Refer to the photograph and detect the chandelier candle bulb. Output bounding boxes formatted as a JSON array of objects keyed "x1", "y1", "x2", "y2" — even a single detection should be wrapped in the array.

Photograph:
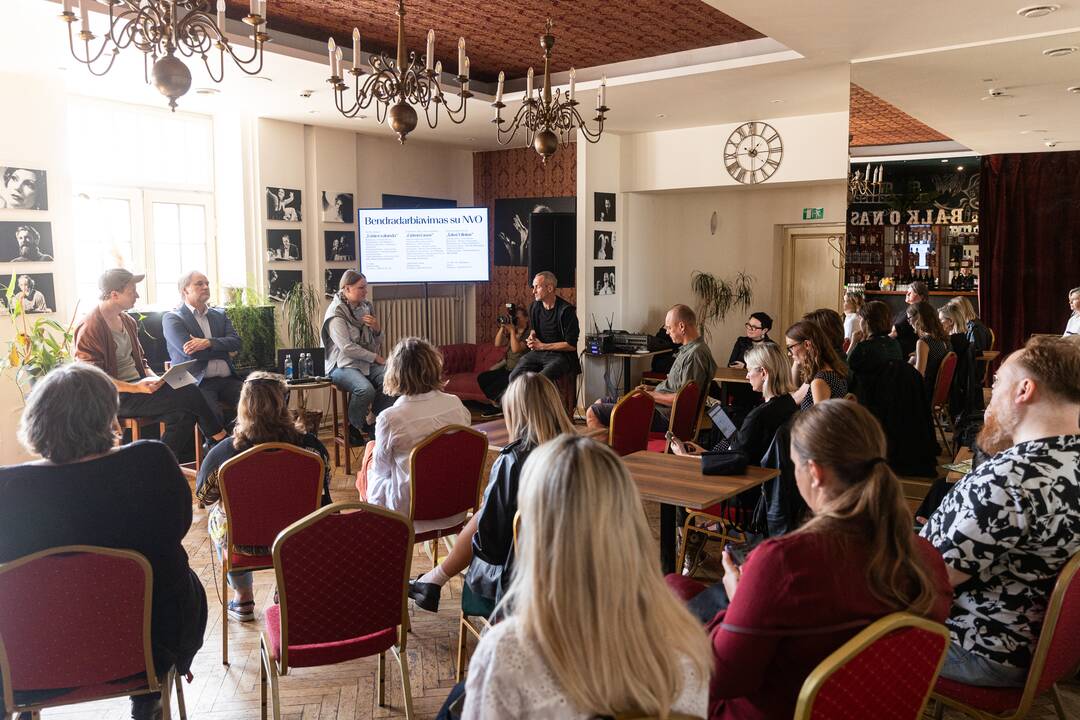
[
  {"x1": 435, "y1": 60, "x2": 442, "y2": 75},
  {"x1": 600, "y1": 75, "x2": 606, "y2": 107},
  {"x1": 527, "y1": 66, "x2": 534, "y2": 97},
  {"x1": 352, "y1": 28, "x2": 360, "y2": 70},
  {"x1": 79, "y1": 0, "x2": 89, "y2": 33},
  {"x1": 426, "y1": 30, "x2": 434, "y2": 71},
  {"x1": 569, "y1": 67, "x2": 575, "y2": 101},
  {"x1": 457, "y1": 37, "x2": 465, "y2": 75},
  {"x1": 259, "y1": 0, "x2": 266, "y2": 19},
  {"x1": 335, "y1": 47, "x2": 343, "y2": 78},
  {"x1": 496, "y1": 71, "x2": 504, "y2": 103},
  {"x1": 249, "y1": 0, "x2": 257, "y2": 16},
  {"x1": 327, "y1": 37, "x2": 336, "y2": 75},
  {"x1": 217, "y1": 0, "x2": 225, "y2": 31},
  {"x1": 63, "y1": 0, "x2": 71, "y2": 14}
]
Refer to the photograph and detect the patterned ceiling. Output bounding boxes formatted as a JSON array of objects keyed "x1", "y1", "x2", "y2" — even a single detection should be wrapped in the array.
[
  {"x1": 240, "y1": 0, "x2": 763, "y2": 82},
  {"x1": 849, "y1": 84, "x2": 951, "y2": 147}
]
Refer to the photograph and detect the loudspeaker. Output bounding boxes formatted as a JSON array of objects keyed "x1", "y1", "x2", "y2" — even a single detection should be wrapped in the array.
[{"x1": 528, "y1": 212, "x2": 576, "y2": 288}]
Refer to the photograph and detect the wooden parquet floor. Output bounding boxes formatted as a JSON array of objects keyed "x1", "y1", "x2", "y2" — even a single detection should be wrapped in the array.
[{"x1": 40, "y1": 453, "x2": 1080, "y2": 719}]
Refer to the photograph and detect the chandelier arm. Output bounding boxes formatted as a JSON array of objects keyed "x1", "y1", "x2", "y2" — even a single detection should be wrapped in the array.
[
  {"x1": 494, "y1": 104, "x2": 532, "y2": 146},
  {"x1": 65, "y1": 21, "x2": 118, "y2": 68}
]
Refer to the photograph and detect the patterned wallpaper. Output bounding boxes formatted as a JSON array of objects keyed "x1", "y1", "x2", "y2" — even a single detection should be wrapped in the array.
[
  {"x1": 233, "y1": 0, "x2": 762, "y2": 82},
  {"x1": 849, "y1": 84, "x2": 951, "y2": 147},
  {"x1": 472, "y1": 143, "x2": 576, "y2": 342}
]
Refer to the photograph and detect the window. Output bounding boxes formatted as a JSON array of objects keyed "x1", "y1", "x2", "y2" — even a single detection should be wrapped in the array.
[{"x1": 68, "y1": 98, "x2": 216, "y2": 309}]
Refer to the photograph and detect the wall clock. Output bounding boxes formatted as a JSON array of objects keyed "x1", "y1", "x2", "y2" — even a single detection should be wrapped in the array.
[{"x1": 724, "y1": 121, "x2": 783, "y2": 185}]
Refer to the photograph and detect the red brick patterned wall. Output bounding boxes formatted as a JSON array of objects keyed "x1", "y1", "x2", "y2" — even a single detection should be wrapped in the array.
[{"x1": 473, "y1": 144, "x2": 576, "y2": 342}]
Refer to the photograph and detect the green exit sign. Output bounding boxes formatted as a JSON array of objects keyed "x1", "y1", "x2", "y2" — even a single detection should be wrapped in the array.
[{"x1": 803, "y1": 207, "x2": 825, "y2": 220}]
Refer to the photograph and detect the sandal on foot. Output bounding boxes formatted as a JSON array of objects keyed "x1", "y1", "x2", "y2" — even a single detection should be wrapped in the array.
[{"x1": 228, "y1": 600, "x2": 255, "y2": 622}]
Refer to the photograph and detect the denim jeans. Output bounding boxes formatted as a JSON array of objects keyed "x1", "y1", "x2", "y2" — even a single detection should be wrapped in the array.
[
  {"x1": 939, "y1": 641, "x2": 1027, "y2": 687},
  {"x1": 212, "y1": 541, "x2": 253, "y2": 591},
  {"x1": 330, "y1": 364, "x2": 390, "y2": 430}
]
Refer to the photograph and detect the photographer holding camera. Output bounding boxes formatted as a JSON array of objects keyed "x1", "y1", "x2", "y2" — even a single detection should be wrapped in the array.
[{"x1": 476, "y1": 303, "x2": 530, "y2": 417}]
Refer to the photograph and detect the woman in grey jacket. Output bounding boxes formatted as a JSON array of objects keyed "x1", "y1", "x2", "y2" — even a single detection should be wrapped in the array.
[{"x1": 321, "y1": 270, "x2": 391, "y2": 439}]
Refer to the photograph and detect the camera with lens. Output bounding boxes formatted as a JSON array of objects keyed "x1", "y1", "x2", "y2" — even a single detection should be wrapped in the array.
[{"x1": 496, "y1": 302, "x2": 518, "y2": 326}]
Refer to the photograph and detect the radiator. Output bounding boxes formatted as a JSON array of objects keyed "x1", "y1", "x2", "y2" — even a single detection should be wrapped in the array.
[{"x1": 378, "y1": 296, "x2": 462, "y2": 351}]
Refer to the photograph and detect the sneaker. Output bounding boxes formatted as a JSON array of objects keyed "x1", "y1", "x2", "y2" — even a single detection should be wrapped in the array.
[
  {"x1": 347, "y1": 425, "x2": 365, "y2": 445},
  {"x1": 227, "y1": 600, "x2": 255, "y2": 622}
]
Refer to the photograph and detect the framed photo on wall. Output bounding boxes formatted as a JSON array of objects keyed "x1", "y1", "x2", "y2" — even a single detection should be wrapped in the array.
[
  {"x1": 492, "y1": 195, "x2": 576, "y2": 267},
  {"x1": 266, "y1": 229, "x2": 302, "y2": 261},
  {"x1": 593, "y1": 230, "x2": 614, "y2": 260},
  {"x1": 268, "y1": 269, "x2": 302, "y2": 302},
  {"x1": 0, "y1": 166, "x2": 48, "y2": 211},
  {"x1": 594, "y1": 192, "x2": 615, "y2": 222},
  {"x1": 321, "y1": 191, "x2": 354, "y2": 223},
  {"x1": 266, "y1": 186, "x2": 302, "y2": 221},
  {"x1": 325, "y1": 268, "x2": 347, "y2": 297},
  {"x1": 0, "y1": 221, "x2": 53, "y2": 261},
  {"x1": 6, "y1": 272, "x2": 55, "y2": 313},
  {"x1": 324, "y1": 230, "x2": 356, "y2": 262},
  {"x1": 593, "y1": 266, "x2": 615, "y2": 296}
]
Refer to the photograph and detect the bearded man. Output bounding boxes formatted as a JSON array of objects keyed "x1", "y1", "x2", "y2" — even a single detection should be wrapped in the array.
[{"x1": 921, "y1": 335, "x2": 1080, "y2": 688}]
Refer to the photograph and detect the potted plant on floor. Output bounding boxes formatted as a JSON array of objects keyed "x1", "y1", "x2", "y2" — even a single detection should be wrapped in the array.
[
  {"x1": 224, "y1": 284, "x2": 277, "y2": 373},
  {"x1": 282, "y1": 281, "x2": 324, "y2": 433}
]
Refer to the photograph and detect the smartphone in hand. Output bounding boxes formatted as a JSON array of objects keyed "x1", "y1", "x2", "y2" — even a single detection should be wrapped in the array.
[{"x1": 724, "y1": 542, "x2": 748, "y2": 566}]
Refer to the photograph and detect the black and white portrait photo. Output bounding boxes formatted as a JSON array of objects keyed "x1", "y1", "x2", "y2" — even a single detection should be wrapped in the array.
[
  {"x1": 324, "y1": 230, "x2": 356, "y2": 262},
  {"x1": 321, "y1": 191, "x2": 354, "y2": 223},
  {"x1": 267, "y1": 229, "x2": 302, "y2": 261},
  {"x1": 594, "y1": 192, "x2": 616, "y2": 222},
  {"x1": 268, "y1": 269, "x2": 302, "y2": 302},
  {"x1": 0, "y1": 167, "x2": 48, "y2": 211},
  {"x1": 493, "y1": 196, "x2": 575, "y2": 267},
  {"x1": 7, "y1": 273, "x2": 55, "y2": 314},
  {"x1": 594, "y1": 230, "x2": 614, "y2": 260},
  {"x1": 266, "y1": 186, "x2": 302, "y2": 221},
  {"x1": 0, "y1": 221, "x2": 53, "y2": 262},
  {"x1": 593, "y1": 266, "x2": 615, "y2": 296},
  {"x1": 325, "y1": 268, "x2": 347, "y2": 298}
]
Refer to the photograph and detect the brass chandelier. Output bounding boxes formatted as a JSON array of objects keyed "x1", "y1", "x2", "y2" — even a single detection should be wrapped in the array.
[
  {"x1": 327, "y1": 0, "x2": 471, "y2": 144},
  {"x1": 491, "y1": 20, "x2": 609, "y2": 162},
  {"x1": 59, "y1": 0, "x2": 270, "y2": 111}
]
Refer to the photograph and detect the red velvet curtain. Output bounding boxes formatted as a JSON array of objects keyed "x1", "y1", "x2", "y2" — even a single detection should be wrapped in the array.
[{"x1": 979, "y1": 152, "x2": 1080, "y2": 355}]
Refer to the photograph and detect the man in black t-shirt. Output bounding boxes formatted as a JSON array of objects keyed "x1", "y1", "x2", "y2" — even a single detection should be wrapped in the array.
[{"x1": 509, "y1": 271, "x2": 580, "y2": 383}]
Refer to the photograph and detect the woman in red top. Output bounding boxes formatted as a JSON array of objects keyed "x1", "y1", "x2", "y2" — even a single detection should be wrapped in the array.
[{"x1": 669, "y1": 399, "x2": 952, "y2": 720}]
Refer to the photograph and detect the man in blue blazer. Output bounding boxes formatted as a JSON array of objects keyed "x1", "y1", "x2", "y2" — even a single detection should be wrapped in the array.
[{"x1": 163, "y1": 271, "x2": 243, "y2": 426}]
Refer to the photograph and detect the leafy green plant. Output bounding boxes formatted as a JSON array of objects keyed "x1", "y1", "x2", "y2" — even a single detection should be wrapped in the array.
[
  {"x1": 224, "y1": 284, "x2": 277, "y2": 370},
  {"x1": 733, "y1": 271, "x2": 755, "y2": 315},
  {"x1": 690, "y1": 269, "x2": 755, "y2": 340},
  {"x1": 282, "y1": 281, "x2": 320, "y2": 348},
  {"x1": 1, "y1": 275, "x2": 77, "y2": 398}
]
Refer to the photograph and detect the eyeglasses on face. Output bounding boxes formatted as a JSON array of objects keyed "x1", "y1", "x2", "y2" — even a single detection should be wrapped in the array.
[
  {"x1": 785, "y1": 342, "x2": 800, "y2": 356},
  {"x1": 745, "y1": 323, "x2": 764, "y2": 331}
]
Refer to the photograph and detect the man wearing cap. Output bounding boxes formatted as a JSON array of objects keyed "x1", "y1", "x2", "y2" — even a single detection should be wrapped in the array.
[{"x1": 74, "y1": 268, "x2": 228, "y2": 462}]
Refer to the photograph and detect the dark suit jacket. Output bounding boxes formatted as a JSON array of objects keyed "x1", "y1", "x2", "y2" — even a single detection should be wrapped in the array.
[{"x1": 162, "y1": 305, "x2": 241, "y2": 383}]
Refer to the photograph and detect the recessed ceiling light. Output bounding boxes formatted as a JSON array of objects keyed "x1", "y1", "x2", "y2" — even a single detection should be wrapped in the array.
[
  {"x1": 1043, "y1": 46, "x2": 1078, "y2": 57},
  {"x1": 981, "y1": 77, "x2": 996, "y2": 83},
  {"x1": 941, "y1": 158, "x2": 950, "y2": 163},
  {"x1": 957, "y1": 166, "x2": 965, "y2": 171},
  {"x1": 307, "y1": 109, "x2": 318, "y2": 114},
  {"x1": 1018, "y1": 113, "x2": 1030, "y2": 117},
  {"x1": 656, "y1": 113, "x2": 667, "y2": 119},
  {"x1": 769, "y1": 99, "x2": 784, "y2": 104},
  {"x1": 1019, "y1": 129, "x2": 1048, "y2": 134},
  {"x1": 464, "y1": 137, "x2": 475, "y2": 141},
  {"x1": 1017, "y1": 3, "x2": 1060, "y2": 17},
  {"x1": 1068, "y1": 86, "x2": 1080, "y2": 94},
  {"x1": 195, "y1": 87, "x2": 220, "y2": 95}
]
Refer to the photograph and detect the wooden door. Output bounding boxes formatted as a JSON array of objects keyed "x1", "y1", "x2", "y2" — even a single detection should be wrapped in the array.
[{"x1": 782, "y1": 228, "x2": 845, "y2": 332}]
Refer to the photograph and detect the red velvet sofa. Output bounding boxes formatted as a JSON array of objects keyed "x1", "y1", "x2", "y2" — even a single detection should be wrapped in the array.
[{"x1": 439, "y1": 343, "x2": 507, "y2": 404}]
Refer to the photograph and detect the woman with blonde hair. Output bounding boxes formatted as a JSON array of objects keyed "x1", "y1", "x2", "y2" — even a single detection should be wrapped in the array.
[
  {"x1": 409, "y1": 372, "x2": 574, "y2": 612},
  {"x1": 463, "y1": 436, "x2": 711, "y2": 719},
  {"x1": 842, "y1": 290, "x2": 865, "y2": 340},
  {"x1": 359, "y1": 336, "x2": 471, "y2": 527},
  {"x1": 197, "y1": 371, "x2": 331, "y2": 622},
  {"x1": 669, "y1": 400, "x2": 951, "y2": 719}
]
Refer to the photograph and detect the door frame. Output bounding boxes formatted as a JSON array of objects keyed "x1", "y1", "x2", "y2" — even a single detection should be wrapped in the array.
[{"x1": 780, "y1": 223, "x2": 846, "y2": 333}]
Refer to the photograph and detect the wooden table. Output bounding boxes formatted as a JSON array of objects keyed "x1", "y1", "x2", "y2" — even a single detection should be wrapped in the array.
[
  {"x1": 945, "y1": 446, "x2": 974, "y2": 484},
  {"x1": 978, "y1": 350, "x2": 1000, "y2": 363},
  {"x1": 473, "y1": 418, "x2": 607, "y2": 451},
  {"x1": 714, "y1": 366, "x2": 752, "y2": 384},
  {"x1": 622, "y1": 451, "x2": 779, "y2": 573}
]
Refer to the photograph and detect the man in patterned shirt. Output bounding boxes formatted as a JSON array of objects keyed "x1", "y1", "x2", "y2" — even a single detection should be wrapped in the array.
[{"x1": 922, "y1": 335, "x2": 1080, "y2": 686}]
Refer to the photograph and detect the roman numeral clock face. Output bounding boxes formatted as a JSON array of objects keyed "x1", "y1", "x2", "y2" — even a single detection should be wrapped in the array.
[{"x1": 724, "y1": 121, "x2": 783, "y2": 185}]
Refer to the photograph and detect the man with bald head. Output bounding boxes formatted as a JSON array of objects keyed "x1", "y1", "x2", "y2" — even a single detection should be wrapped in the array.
[
  {"x1": 586, "y1": 304, "x2": 716, "y2": 432},
  {"x1": 163, "y1": 271, "x2": 243, "y2": 426},
  {"x1": 922, "y1": 335, "x2": 1080, "y2": 687}
]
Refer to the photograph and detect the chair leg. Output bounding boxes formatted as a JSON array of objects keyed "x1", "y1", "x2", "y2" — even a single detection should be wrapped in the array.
[
  {"x1": 392, "y1": 644, "x2": 415, "y2": 720},
  {"x1": 175, "y1": 669, "x2": 187, "y2": 720},
  {"x1": 675, "y1": 517, "x2": 693, "y2": 575},
  {"x1": 1052, "y1": 684, "x2": 1067, "y2": 720},
  {"x1": 377, "y1": 651, "x2": 386, "y2": 707},
  {"x1": 260, "y1": 635, "x2": 281, "y2": 720},
  {"x1": 259, "y1": 636, "x2": 269, "y2": 720},
  {"x1": 160, "y1": 671, "x2": 173, "y2": 720},
  {"x1": 455, "y1": 613, "x2": 468, "y2": 682},
  {"x1": 932, "y1": 697, "x2": 944, "y2": 720},
  {"x1": 221, "y1": 561, "x2": 230, "y2": 665}
]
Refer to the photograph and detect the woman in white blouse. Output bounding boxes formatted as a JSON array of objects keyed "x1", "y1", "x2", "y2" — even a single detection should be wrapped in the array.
[
  {"x1": 462, "y1": 435, "x2": 711, "y2": 719},
  {"x1": 358, "y1": 336, "x2": 471, "y2": 534}
]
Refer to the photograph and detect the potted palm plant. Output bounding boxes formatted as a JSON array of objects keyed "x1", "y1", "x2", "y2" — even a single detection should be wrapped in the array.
[{"x1": 281, "y1": 281, "x2": 324, "y2": 433}]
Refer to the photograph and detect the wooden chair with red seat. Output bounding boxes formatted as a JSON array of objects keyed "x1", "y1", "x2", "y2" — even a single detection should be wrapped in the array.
[
  {"x1": 260, "y1": 501, "x2": 415, "y2": 720},
  {"x1": 646, "y1": 381, "x2": 702, "y2": 453},
  {"x1": 795, "y1": 612, "x2": 950, "y2": 720},
  {"x1": 607, "y1": 389, "x2": 656, "y2": 457},
  {"x1": 0, "y1": 546, "x2": 187, "y2": 719},
  {"x1": 930, "y1": 551, "x2": 1080, "y2": 720},
  {"x1": 218, "y1": 442, "x2": 325, "y2": 665},
  {"x1": 409, "y1": 425, "x2": 488, "y2": 565},
  {"x1": 931, "y1": 351, "x2": 959, "y2": 454}
]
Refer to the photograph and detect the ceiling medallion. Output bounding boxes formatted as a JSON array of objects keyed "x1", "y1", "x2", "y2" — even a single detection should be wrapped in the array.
[
  {"x1": 491, "y1": 19, "x2": 610, "y2": 162},
  {"x1": 327, "y1": 0, "x2": 471, "y2": 143},
  {"x1": 59, "y1": 0, "x2": 271, "y2": 111}
]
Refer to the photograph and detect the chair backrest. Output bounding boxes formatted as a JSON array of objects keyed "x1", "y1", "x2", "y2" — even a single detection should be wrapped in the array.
[
  {"x1": 1027, "y1": 551, "x2": 1080, "y2": 696},
  {"x1": 932, "y1": 351, "x2": 958, "y2": 408},
  {"x1": 608, "y1": 389, "x2": 655, "y2": 456},
  {"x1": 409, "y1": 425, "x2": 488, "y2": 522},
  {"x1": 219, "y1": 442, "x2": 324, "y2": 552},
  {"x1": 667, "y1": 381, "x2": 701, "y2": 442},
  {"x1": 794, "y1": 612, "x2": 949, "y2": 720},
  {"x1": 0, "y1": 546, "x2": 156, "y2": 706},
  {"x1": 273, "y1": 502, "x2": 413, "y2": 672}
]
